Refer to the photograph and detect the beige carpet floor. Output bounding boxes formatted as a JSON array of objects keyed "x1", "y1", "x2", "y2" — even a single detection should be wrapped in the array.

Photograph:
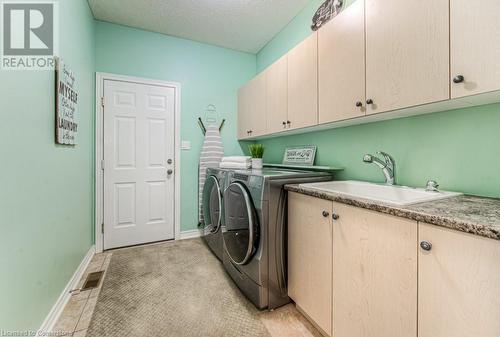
[{"x1": 87, "y1": 239, "x2": 271, "y2": 337}]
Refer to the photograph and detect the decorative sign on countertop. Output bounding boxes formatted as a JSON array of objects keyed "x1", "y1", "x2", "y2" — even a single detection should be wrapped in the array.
[
  {"x1": 282, "y1": 146, "x2": 317, "y2": 166},
  {"x1": 56, "y1": 57, "x2": 78, "y2": 145}
]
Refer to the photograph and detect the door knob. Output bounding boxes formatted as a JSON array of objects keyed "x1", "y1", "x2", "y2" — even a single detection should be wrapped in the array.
[
  {"x1": 167, "y1": 169, "x2": 174, "y2": 175},
  {"x1": 322, "y1": 211, "x2": 330, "y2": 218},
  {"x1": 453, "y1": 75, "x2": 465, "y2": 84},
  {"x1": 366, "y1": 99, "x2": 374, "y2": 105},
  {"x1": 420, "y1": 241, "x2": 432, "y2": 251}
]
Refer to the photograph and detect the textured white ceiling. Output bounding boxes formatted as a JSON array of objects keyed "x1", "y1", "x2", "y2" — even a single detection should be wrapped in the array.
[{"x1": 88, "y1": 0, "x2": 311, "y2": 53}]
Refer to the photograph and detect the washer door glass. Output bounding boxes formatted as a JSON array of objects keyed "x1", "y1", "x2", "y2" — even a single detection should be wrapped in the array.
[
  {"x1": 223, "y1": 182, "x2": 258, "y2": 265},
  {"x1": 202, "y1": 175, "x2": 222, "y2": 235}
]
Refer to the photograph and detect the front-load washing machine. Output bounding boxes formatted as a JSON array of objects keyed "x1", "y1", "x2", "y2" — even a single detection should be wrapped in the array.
[
  {"x1": 221, "y1": 168, "x2": 333, "y2": 310},
  {"x1": 200, "y1": 167, "x2": 227, "y2": 261}
]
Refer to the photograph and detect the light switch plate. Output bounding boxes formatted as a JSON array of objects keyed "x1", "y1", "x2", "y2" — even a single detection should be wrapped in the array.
[{"x1": 181, "y1": 141, "x2": 191, "y2": 150}]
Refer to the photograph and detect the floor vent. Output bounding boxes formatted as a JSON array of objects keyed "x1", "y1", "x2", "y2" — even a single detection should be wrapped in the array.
[{"x1": 81, "y1": 271, "x2": 104, "y2": 291}]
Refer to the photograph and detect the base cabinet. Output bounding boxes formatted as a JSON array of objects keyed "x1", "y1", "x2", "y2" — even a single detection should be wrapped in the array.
[
  {"x1": 418, "y1": 223, "x2": 500, "y2": 337},
  {"x1": 288, "y1": 194, "x2": 500, "y2": 337},
  {"x1": 332, "y1": 202, "x2": 417, "y2": 337},
  {"x1": 288, "y1": 192, "x2": 332, "y2": 336}
]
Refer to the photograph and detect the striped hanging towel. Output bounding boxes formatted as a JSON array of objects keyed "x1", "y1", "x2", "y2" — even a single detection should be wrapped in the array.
[{"x1": 198, "y1": 124, "x2": 224, "y2": 222}]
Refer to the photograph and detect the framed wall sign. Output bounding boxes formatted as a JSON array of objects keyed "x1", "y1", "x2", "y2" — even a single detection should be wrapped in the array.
[
  {"x1": 55, "y1": 57, "x2": 78, "y2": 145},
  {"x1": 282, "y1": 146, "x2": 317, "y2": 166}
]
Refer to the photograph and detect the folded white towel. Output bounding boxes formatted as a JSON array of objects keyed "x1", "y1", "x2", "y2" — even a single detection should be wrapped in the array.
[
  {"x1": 220, "y1": 162, "x2": 252, "y2": 169},
  {"x1": 221, "y1": 156, "x2": 251, "y2": 163}
]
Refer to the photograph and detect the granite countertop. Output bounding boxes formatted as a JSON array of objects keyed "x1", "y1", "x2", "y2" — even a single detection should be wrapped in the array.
[{"x1": 286, "y1": 184, "x2": 500, "y2": 241}]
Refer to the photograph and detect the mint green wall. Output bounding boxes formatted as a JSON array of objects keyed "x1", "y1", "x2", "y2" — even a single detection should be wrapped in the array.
[
  {"x1": 256, "y1": 0, "x2": 500, "y2": 198},
  {"x1": 0, "y1": 0, "x2": 95, "y2": 330},
  {"x1": 95, "y1": 21, "x2": 256, "y2": 232},
  {"x1": 257, "y1": 0, "x2": 355, "y2": 72}
]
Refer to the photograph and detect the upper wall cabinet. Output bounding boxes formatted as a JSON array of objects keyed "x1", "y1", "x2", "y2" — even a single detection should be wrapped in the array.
[
  {"x1": 287, "y1": 33, "x2": 318, "y2": 130},
  {"x1": 238, "y1": 0, "x2": 500, "y2": 139},
  {"x1": 238, "y1": 72, "x2": 266, "y2": 139},
  {"x1": 319, "y1": 0, "x2": 365, "y2": 123},
  {"x1": 451, "y1": 0, "x2": 500, "y2": 98},
  {"x1": 266, "y1": 55, "x2": 288, "y2": 134},
  {"x1": 365, "y1": 0, "x2": 450, "y2": 114}
]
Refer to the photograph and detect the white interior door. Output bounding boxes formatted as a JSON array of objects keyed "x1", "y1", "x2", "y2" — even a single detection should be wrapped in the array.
[{"x1": 103, "y1": 79, "x2": 176, "y2": 250}]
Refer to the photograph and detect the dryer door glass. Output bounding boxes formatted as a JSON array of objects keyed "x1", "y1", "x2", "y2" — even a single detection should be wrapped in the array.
[
  {"x1": 223, "y1": 182, "x2": 258, "y2": 265},
  {"x1": 202, "y1": 175, "x2": 222, "y2": 235}
]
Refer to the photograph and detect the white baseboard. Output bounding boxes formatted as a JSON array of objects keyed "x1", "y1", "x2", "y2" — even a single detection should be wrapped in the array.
[
  {"x1": 38, "y1": 245, "x2": 95, "y2": 333},
  {"x1": 179, "y1": 229, "x2": 202, "y2": 240}
]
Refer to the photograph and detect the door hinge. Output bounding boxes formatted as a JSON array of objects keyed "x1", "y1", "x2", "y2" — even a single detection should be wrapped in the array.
[
  {"x1": 101, "y1": 97, "x2": 105, "y2": 108},
  {"x1": 100, "y1": 160, "x2": 105, "y2": 171},
  {"x1": 101, "y1": 223, "x2": 104, "y2": 234}
]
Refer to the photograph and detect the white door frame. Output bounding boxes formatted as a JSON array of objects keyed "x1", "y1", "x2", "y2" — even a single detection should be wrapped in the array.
[{"x1": 95, "y1": 72, "x2": 182, "y2": 253}]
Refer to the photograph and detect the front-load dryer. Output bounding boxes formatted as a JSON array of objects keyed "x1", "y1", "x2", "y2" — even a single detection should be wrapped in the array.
[
  {"x1": 200, "y1": 167, "x2": 227, "y2": 261},
  {"x1": 222, "y1": 169, "x2": 333, "y2": 310}
]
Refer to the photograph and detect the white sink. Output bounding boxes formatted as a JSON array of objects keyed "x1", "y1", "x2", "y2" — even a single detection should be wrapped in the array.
[{"x1": 299, "y1": 180, "x2": 462, "y2": 206}]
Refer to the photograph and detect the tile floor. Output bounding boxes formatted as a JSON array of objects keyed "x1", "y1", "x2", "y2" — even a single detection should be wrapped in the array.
[
  {"x1": 54, "y1": 245, "x2": 322, "y2": 337},
  {"x1": 53, "y1": 251, "x2": 113, "y2": 336}
]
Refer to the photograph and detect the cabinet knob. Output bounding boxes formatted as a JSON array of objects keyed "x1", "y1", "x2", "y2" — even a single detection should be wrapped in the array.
[
  {"x1": 286, "y1": 120, "x2": 291, "y2": 126},
  {"x1": 453, "y1": 75, "x2": 465, "y2": 84},
  {"x1": 356, "y1": 101, "x2": 363, "y2": 108},
  {"x1": 420, "y1": 241, "x2": 432, "y2": 251},
  {"x1": 366, "y1": 99, "x2": 374, "y2": 105},
  {"x1": 282, "y1": 121, "x2": 287, "y2": 127},
  {"x1": 332, "y1": 213, "x2": 340, "y2": 220},
  {"x1": 322, "y1": 211, "x2": 330, "y2": 218}
]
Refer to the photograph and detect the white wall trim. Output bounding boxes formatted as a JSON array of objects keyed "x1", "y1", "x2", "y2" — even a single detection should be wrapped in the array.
[
  {"x1": 39, "y1": 245, "x2": 95, "y2": 333},
  {"x1": 95, "y1": 72, "x2": 182, "y2": 253},
  {"x1": 179, "y1": 229, "x2": 202, "y2": 240}
]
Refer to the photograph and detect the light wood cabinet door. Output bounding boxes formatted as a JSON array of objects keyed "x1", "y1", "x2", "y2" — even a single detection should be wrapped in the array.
[
  {"x1": 288, "y1": 192, "x2": 332, "y2": 336},
  {"x1": 419, "y1": 224, "x2": 500, "y2": 337},
  {"x1": 451, "y1": 0, "x2": 500, "y2": 98},
  {"x1": 288, "y1": 33, "x2": 318, "y2": 130},
  {"x1": 365, "y1": 0, "x2": 449, "y2": 114},
  {"x1": 238, "y1": 72, "x2": 267, "y2": 139},
  {"x1": 332, "y1": 202, "x2": 417, "y2": 337},
  {"x1": 319, "y1": 0, "x2": 365, "y2": 123},
  {"x1": 237, "y1": 83, "x2": 252, "y2": 139},
  {"x1": 266, "y1": 55, "x2": 288, "y2": 134},
  {"x1": 250, "y1": 72, "x2": 268, "y2": 137}
]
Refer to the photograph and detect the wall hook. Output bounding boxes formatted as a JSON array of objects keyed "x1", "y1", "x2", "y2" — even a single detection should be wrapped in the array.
[
  {"x1": 198, "y1": 117, "x2": 206, "y2": 135},
  {"x1": 219, "y1": 119, "x2": 226, "y2": 132}
]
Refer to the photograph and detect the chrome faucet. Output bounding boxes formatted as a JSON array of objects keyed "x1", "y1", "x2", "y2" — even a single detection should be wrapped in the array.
[{"x1": 363, "y1": 151, "x2": 396, "y2": 185}]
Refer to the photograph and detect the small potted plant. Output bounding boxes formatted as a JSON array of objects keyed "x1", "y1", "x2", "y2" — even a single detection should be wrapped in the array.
[{"x1": 249, "y1": 144, "x2": 265, "y2": 170}]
